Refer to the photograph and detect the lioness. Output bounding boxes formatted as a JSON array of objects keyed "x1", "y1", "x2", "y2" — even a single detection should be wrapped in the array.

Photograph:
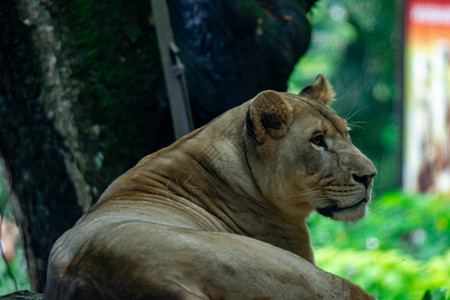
[{"x1": 44, "y1": 75, "x2": 377, "y2": 299}]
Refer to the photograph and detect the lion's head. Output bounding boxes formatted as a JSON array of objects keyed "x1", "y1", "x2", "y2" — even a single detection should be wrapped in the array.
[{"x1": 245, "y1": 74, "x2": 377, "y2": 222}]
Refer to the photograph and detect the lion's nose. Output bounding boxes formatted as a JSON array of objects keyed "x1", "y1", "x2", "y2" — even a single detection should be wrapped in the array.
[{"x1": 352, "y1": 174, "x2": 375, "y2": 189}]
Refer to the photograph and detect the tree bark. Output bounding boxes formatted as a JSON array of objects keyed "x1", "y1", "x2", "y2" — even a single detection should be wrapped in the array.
[
  {"x1": 0, "y1": 0, "x2": 316, "y2": 292},
  {"x1": 0, "y1": 290, "x2": 42, "y2": 300}
]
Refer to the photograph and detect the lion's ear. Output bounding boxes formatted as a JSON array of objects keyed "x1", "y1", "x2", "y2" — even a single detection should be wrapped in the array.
[
  {"x1": 247, "y1": 90, "x2": 293, "y2": 143},
  {"x1": 299, "y1": 74, "x2": 335, "y2": 104}
]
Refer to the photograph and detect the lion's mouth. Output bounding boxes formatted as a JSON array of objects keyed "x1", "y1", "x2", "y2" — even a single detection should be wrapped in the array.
[{"x1": 316, "y1": 198, "x2": 367, "y2": 218}]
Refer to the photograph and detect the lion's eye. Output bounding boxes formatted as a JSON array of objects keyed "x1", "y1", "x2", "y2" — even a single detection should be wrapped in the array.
[{"x1": 310, "y1": 135, "x2": 328, "y2": 150}]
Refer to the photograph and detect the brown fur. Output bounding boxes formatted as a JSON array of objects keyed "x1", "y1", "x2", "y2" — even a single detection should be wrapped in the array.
[
  {"x1": 299, "y1": 74, "x2": 336, "y2": 104},
  {"x1": 44, "y1": 75, "x2": 376, "y2": 299}
]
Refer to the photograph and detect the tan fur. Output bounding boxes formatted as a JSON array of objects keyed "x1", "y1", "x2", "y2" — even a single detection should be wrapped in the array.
[
  {"x1": 44, "y1": 75, "x2": 376, "y2": 300},
  {"x1": 250, "y1": 90, "x2": 293, "y2": 142},
  {"x1": 300, "y1": 74, "x2": 336, "y2": 104}
]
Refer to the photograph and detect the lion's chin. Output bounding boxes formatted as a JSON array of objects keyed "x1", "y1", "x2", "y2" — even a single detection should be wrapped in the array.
[{"x1": 317, "y1": 198, "x2": 368, "y2": 222}]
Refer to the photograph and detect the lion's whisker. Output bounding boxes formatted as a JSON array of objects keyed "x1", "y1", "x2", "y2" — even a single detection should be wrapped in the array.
[
  {"x1": 345, "y1": 102, "x2": 360, "y2": 120},
  {"x1": 346, "y1": 105, "x2": 369, "y2": 122}
]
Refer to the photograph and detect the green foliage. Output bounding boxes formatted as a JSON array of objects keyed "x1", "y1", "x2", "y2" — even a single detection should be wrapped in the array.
[
  {"x1": 288, "y1": 1, "x2": 358, "y2": 92},
  {"x1": 308, "y1": 193, "x2": 450, "y2": 260},
  {"x1": 288, "y1": 0, "x2": 402, "y2": 194},
  {"x1": 309, "y1": 192, "x2": 450, "y2": 299},
  {"x1": 0, "y1": 179, "x2": 29, "y2": 295},
  {"x1": 0, "y1": 248, "x2": 30, "y2": 295},
  {"x1": 422, "y1": 288, "x2": 449, "y2": 300},
  {"x1": 315, "y1": 247, "x2": 449, "y2": 300}
]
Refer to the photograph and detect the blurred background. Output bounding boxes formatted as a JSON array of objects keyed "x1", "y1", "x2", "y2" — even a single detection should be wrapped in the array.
[
  {"x1": 0, "y1": 0, "x2": 449, "y2": 299},
  {"x1": 292, "y1": 1, "x2": 449, "y2": 299}
]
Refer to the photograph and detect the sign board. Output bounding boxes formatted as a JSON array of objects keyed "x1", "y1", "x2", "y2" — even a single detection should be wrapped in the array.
[{"x1": 404, "y1": 0, "x2": 450, "y2": 193}]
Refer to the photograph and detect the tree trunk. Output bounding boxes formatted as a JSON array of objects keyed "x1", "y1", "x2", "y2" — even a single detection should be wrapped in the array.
[{"x1": 0, "y1": 0, "x2": 316, "y2": 292}]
